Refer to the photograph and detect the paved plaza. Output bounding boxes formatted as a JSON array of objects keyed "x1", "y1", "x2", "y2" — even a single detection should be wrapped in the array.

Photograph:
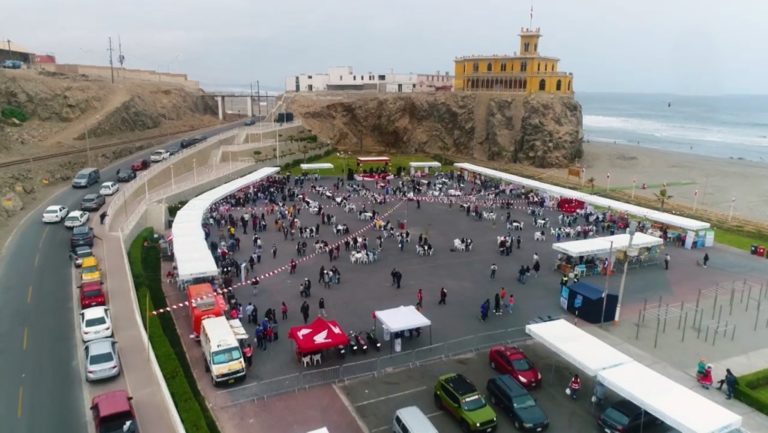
[{"x1": 160, "y1": 175, "x2": 768, "y2": 433}]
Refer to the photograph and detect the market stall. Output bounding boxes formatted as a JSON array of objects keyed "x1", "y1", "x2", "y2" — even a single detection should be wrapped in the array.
[
  {"x1": 408, "y1": 161, "x2": 441, "y2": 177},
  {"x1": 287, "y1": 317, "x2": 348, "y2": 366},
  {"x1": 355, "y1": 156, "x2": 393, "y2": 181},
  {"x1": 552, "y1": 232, "x2": 664, "y2": 275},
  {"x1": 374, "y1": 305, "x2": 432, "y2": 352}
]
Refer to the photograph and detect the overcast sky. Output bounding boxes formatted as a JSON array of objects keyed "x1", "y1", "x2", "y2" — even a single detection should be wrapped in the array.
[{"x1": 4, "y1": 0, "x2": 767, "y2": 94}]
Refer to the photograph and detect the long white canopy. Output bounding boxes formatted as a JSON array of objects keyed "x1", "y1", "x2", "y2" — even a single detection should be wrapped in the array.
[
  {"x1": 173, "y1": 166, "x2": 279, "y2": 281},
  {"x1": 552, "y1": 232, "x2": 664, "y2": 257},
  {"x1": 300, "y1": 163, "x2": 334, "y2": 170},
  {"x1": 525, "y1": 319, "x2": 633, "y2": 377},
  {"x1": 376, "y1": 306, "x2": 431, "y2": 332},
  {"x1": 408, "y1": 161, "x2": 441, "y2": 168},
  {"x1": 598, "y1": 362, "x2": 742, "y2": 433},
  {"x1": 455, "y1": 163, "x2": 710, "y2": 231}
]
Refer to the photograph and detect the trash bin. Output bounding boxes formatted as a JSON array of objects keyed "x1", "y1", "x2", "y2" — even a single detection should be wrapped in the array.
[
  {"x1": 751, "y1": 244, "x2": 758, "y2": 255},
  {"x1": 758, "y1": 246, "x2": 766, "y2": 257},
  {"x1": 394, "y1": 337, "x2": 402, "y2": 353}
]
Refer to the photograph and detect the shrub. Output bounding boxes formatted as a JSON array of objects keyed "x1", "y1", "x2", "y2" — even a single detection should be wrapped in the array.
[
  {"x1": 735, "y1": 368, "x2": 768, "y2": 416},
  {"x1": 1, "y1": 106, "x2": 29, "y2": 122}
]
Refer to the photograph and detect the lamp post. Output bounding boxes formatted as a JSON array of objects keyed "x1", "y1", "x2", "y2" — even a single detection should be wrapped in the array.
[
  {"x1": 601, "y1": 240, "x2": 614, "y2": 327},
  {"x1": 728, "y1": 197, "x2": 736, "y2": 222},
  {"x1": 631, "y1": 178, "x2": 637, "y2": 199},
  {"x1": 614, "y1": 221, "x2": 638, "y2": 322},
  {"x1": 693, "y1": 190, "x2": 698, "y2": 212},
  {"x1": 606, "y1": 172, "x2": 611, "y2": 193}
]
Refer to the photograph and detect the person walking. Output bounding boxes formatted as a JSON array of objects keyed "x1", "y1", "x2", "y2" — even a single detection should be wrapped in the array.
[
  {"x1": 500, "y1": 287, "x2": 507, "y2": 312},
  {"x1": 494, "y1": 293, "x2": 501, "y2": 315},
  {"x1": 395, "y1": 270, "x2": 402, "y2": 289},
  {"x1": 289, "y1": 258, "x2": 297, "y2": 274},
  {"x1": 490, "y1": 263, "x2": 498, "y2": 280},
  {"x1": 480, "y1": 299, "x2": 490, "y2": 321},
  {"x1": 438, "y1": 287, "x2": 447, "y2": 305},
  {"x1": 516, "y1": 235, "x2": 522, "y2": 249},
  {"x1": 417, "y1": 289, "x2": 423, "y2": 307},
  {"x1": 507, "y1": 293, "x2": 515, "y2": 313},
  {"x1": 703, "y1": 253, "x2": 709, "y2": 268},
  {"x1": 243, "y1": 343, "x2": 253, "y2": 368},
  {"x1": 568, "y1": 374, "x2": 582, "y2": 400},
  {"x1": 281, "y1": 302, "x2": 288, "y2": 320},
  {"x1": 664, "y1": 253, "x2": 670, "y2": 270},
  {"x1": 272, "y1": 243, "x2": 277, "y2": 259},
  {"x1": 724, "y1": 369, "x2": 737, "y2": 399},
  {"x1": 319, "y1": 266, "x2": 326, "y2": 284},
  {"x1": 319, "y1": 297, "x2": 327, "y2": 317},
  {"x1": 532, "y1": 260, "x2": 541, "y2": 277},
  {"x1": 245, "y1": 302, "x2": 255, "y2": 323},
  {"x1": 300, "y1": 301, "x2": 310, "y2": 324}
]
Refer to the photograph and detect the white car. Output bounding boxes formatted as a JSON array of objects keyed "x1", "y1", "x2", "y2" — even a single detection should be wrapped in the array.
[
  {"x1": 99, "y1": 181, "x2": 119, "y2": 196},
  {"x1": 150, "y1": 149, "x2": 170, "y2": 162},
  {"x1": 64, "y1": 210, "x2": 90, "y2": 228},
  {"x1": 80, "y1": 306, "x2": 112, "y2": 342},
  {"x1": 42, "y1": 205, "x2": 69, "y2": 223}
]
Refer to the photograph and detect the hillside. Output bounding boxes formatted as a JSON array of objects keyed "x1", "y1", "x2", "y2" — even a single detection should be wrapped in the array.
[{"x1": 287, "y1": 92, "x2": 583, "y2": 168}]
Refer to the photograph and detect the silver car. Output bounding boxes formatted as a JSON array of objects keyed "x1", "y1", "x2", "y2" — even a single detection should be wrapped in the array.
[{"x1": 84, "y1": 338, "x2": 121, "y2": 381}]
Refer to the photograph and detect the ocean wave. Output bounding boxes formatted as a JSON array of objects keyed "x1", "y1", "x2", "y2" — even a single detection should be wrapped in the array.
[{"x1": 584, "y1": 115, "x2": 768, "y2": 148}]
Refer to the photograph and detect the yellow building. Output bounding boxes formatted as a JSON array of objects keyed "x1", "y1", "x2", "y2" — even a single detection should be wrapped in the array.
[{"x1": 454, "y1": 27, "x2": 573, "y2": 95}]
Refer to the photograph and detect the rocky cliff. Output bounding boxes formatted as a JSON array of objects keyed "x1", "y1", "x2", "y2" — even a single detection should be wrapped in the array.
[{"x1": 287, "y1": 92, "x2": 583, "y2": 168}]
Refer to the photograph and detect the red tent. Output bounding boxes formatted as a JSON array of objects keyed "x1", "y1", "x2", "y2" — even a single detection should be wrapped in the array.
[{"x1": 288, "y1": 317, "x2": 347, "y2": 354}]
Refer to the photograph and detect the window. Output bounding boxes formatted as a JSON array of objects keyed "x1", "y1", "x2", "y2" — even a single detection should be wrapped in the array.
[
  {"x1": 486, "y1": 62, "x2": 492, "y2": 72},
  {"x1": 568, "y1": 80, "x2": 571, "y2": 91},
  {"x1": 378, "y1": 75, "x2": 386, "y2": 80},
  {"x1": 534, "y1": 43, "x2": 538, "y2": 52},
  {"x1": 556, "y1": 79, "x2": 562, "y2": 91},
  {"x1": 353, "y1": 75, "x2": 356, "y2": 81},
  {"x1": 524, "y1": 42, "x2": 530, "y2": 52},
  {"x1": 521, "y1": 61, "x2": 527, "y2": 72},
  {"x1": 339, "y1": 75, "x2": 343, "y2": 81},
  {"x1": 307, "y1": 75, "x2": 312, "y2": 79},
  {"x1": 395, "y1": 416, "x2": 409, "y2": 433},
  {"x1": 523, "y1": 79, "x2": 527, "y2": 89},
  {"x1": 544, "y1": 63, "x2": 548, "y2": 72},
  {"x1": 472, "y1": 62, "x2": 479, "y2": 73},
  {"x1": 539, "y1": 79, "x2": 546, "y2": 91},
  {"x1": 501, "y1": 63, "x2": 507, "y2": 72},
  {"x1": 537, "y1": 63, "x2": 541, "y2": 72},
  {"x1": 510, "y1": 63, "x2": 514, "y2": 72},
  {"x1": 463, "y1": 64, "x2": 466, "y2": 73}
]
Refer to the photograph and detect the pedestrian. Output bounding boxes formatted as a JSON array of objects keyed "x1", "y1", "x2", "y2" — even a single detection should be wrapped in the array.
[
  {"x1": 281, "y1": 301, "x2": 288, "y2": 320},
  {"x1": 272, "y1": 244, "x2": 277, "y2": 259},
  {"x1": 560, "y1": 273, "x2": 569, "y2": 289},
  {"x1": 417, "y1": 289, "x2": 423, "y2": 307},
  {"x1": 438, "y1": 287, "x2": 447, "y2": 305},
  {"x1": 516, "y1": 235, "x2": 522, "y2": 249},
  {"x1": 532, "y1": 260, "x2": 540, "y2": 277},
  {"x1": 243, "y1": 343, "x2": 253, "y2": 368},
  {"x1": 395, "y1": 270, "x2": 402, "y2": 289},
  {"x1": 255, "y1": 326, "x2": 264, "y2": 350},
  {"x1": 664, "y1": 253, "x2": 670, "y2": 270},
  {"x1": 248, "y1": 255, "x2": 255, "y2": 272},
  {"x1": 518, "y1": 266, "x2": 527, "y2": 284},
  {"x1": 301, "y1": 300, "x2": 310, "y2": 324},
  {"x1": 319, "y1": 297, "x2": 327, "y2": 317},
  {"x1": 703, "y1": 253, "x2": 709, "y2": 268},
  {"x1": 391, "y1": 268, "x2": 397, "y2": 286},
  {"x1": 500, "y1": 287, "x2": 507, "y2": 311},
  {"x1": 533, "y1": 252, "x2": 539, "y2": 264},
  {"x1": 507, "y1": 293, "x2": 515, "y2": 313},
  {"x1": 490, "y1": 263, "x2": 498, "y2": 280},
  {"x1": 290, "y1": 258, "x2": 297, "y2": 274},
  {"x1": 724, "y1": 369, "x2": 737, "y2": 399},
  {"x1": 99, "y1": 211, "x2": 107, "y2": 225},
  {"x1": 319, "y1": 265, "x2": 326, "y2": 284},
  {"x1": 245, "y1": 302, "x2": 255, "y2": 323},
  {"x1": 494, "y1": 293, "x2": 501, "y2": 315},
  {"x1": 568, "y1": 374, "x2": 581, "y2": 400},
  {"x1": 480, "y1": 299, "x2": 490, "y2": 321}
]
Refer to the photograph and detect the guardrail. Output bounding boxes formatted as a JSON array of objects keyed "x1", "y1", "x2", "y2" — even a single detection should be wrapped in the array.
[{"x1": 214, "y1": 326, "x2": 530, "y2": 408}]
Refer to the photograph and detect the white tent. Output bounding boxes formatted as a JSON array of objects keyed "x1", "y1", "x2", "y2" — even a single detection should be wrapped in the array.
[
  {"x1": 375, "y1": 305, "x2": 432, "y2": 348},
  {"x1": 525, "y1": 319, "x2": 633, "y2": 376},
  {"x1": 300, "y1": 163, "x2": 334, "y2": 170},
  {"x1": 408, "y1": 161, "x2": 441, "y2": 168},
  {"x1": 598, "y1": 362, "x2": 742, "y2": 433},
  {"x1": 172, "y1": 166, "x2": 279, "y2": 281},
  {"x1": 552, "y1": 232, "x2": 664, "y2": 257},
  {"x1": 454, "y1": 162, "x2": 710, "y2": 231}
]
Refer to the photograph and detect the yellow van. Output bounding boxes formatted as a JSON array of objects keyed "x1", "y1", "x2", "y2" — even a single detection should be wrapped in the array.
[{"x1": 81, "y1": 256, "x2": 102, "y2": 282}]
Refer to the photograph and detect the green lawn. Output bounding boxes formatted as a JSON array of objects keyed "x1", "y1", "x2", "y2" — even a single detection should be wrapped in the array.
[
  {"x1": 713, "y1": 227, "x2": 768, "y2": 252},
  {"x1": 285, "y1": 152, "x2": 451, "y2": 176}
]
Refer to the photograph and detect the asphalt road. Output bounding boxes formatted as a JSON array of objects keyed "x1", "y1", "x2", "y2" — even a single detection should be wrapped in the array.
[{"x1": 0, "y1": 121, "x2": 243, "y2": 433}]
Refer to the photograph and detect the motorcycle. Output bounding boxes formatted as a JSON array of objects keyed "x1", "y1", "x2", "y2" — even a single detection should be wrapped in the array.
[
  {"x1": 365, "y1": 330, "x2": 381, "y2": 351},
  {"x1": 347, "y1": 331, "x2": 358, "y2": 354},
  {"x1": 354, "y1": 331, "x2": 368, "y2": 354}
]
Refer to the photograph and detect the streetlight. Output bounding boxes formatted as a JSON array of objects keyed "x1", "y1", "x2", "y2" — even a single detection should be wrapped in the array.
[
  {"x1": 631, "y1": 178, "x2": 637, "y2": 199},
  {"x1": 606, "y1": 172, "x2": 611, "y2": 193},
  {"x1": 693, "y1": 190, "x2": 698, "y2": 212},
  {"x1": 614, "y1": 221, "x2": 638, "y2": 322},
  {"x1": 601, "y1": 240, "x2": 614, "y2": 327},
  {"x1": 728, "y1": 197, "x2": 736, "y2": 222}
]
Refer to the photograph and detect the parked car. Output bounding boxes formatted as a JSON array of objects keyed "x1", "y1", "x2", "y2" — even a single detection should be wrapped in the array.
[
  {"x1": 99, "y1": 181, "x2": 119, "y2": 196},
  {"x1": 64, "y1": 210, "x2": 90, "y2": 228},
  {"x1": 71, "y1": 226, "x2": 95, "y2": 249},
  {"x1": 434, "y1": 373, "x2": 497, "y2": 432},
  {"x1": 180, "y1": 135, "x2": 206, "y2": 148},
  {"x1": 72, "y1": 168, "x2": 100, "y2": 188},
  {"x1": 488, "y1": 345, "x2": 542, "y2": 389},
  {"x1": 42, "y1": 205, "x2": 69, "y2": 223},
  {"x1": 130, "y1": 159, "x2": 150, "y2": 171},
  {"x1": 90, "y1": 390, "x2": 138, "y2": 433},
  {"x1": 2, "y1": 60, "x2": 23, "y2": 69},
  {"x1": 486, "y1": 375, "x2": 549, "y2": 432},
  {"x1": 116, "y1": 168, "x2": 136, "y2": 183},
  {"x1": 80, "y1": 256, "x2": 102, "y2": 283},
  {"x1": 244, "y1": 118, "x2": 256, "y2": 126},
  {"x1": 73, "y1": 245, "x2": 93, "y2": 268},
  {"x1": 85, "y1": 338, "x2": 120, "y2": 381},
  {"x1": 149, "y1": 149, "x2": 170, "y2": 162},
  {"x1": 393, "y1": 406, "x2": 438, "y2": 433},
  {"x1": 81, "y1": 193, "x2": 106, "y2": 211},
  {"x1": 598, "y1": 399, "x2": 660, "y2": 433},
  {"x1": 80, "y1": 306, "x2": 112, "y2": 342},
  {"x1": 80, "y1": 280, "x2": 106, "y2": 309}
]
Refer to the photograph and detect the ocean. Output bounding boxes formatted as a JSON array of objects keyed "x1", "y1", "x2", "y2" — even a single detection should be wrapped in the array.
[{"x1": 577, "y1": 93, "x2": 768, "y2": 162}]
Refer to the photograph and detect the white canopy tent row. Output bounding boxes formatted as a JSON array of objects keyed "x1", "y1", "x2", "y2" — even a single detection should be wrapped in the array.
[
  {"x1": 299, "y1": 163, "x2": 334, "y2": 170},
  {"x1": 552, "y1": 232, "x2": 664, "y2": 257},
  {"x1": 409, "y1": 161, "x2": 441, "y2": 176},
  {"x1": 453, "y1": 163, "x2": 711, "y2": 232},
  {"x1": 172, "y1": 166, "x2": 280, "y2": 282},
  {"x1": 526, "y1": 319, "x2": 742, "y2": 433},
  {"x1": 374, "y1": 305, "x2": 432, "y2": 351}
]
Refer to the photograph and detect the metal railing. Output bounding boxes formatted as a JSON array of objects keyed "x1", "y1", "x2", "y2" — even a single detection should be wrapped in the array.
[{"x1": 214, "y1": 326, "x2": 529, "y2": 408}]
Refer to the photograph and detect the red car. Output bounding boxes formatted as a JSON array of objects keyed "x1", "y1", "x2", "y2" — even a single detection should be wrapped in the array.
[
  {"x1": 488, "y1": 345, "x2": 541, "y2": 389},
  {"x1": 130, "y1": 159, "x2": 150, "y2": 171},
  {"x1": 80, "y1": 281, "x2": 107, "y2": 309},
  {"x1": 91, "y1": 390, "x2": 138, "y2": 433}
]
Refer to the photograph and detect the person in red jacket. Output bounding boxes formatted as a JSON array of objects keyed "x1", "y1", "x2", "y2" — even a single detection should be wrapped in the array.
[{"x1": 568, "y1": 374, "x2": 581, "y2": 400}]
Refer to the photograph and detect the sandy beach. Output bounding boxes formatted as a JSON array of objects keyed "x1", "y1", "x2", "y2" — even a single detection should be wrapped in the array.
[{"x1": 577, "y1": 141, "x2": 768, "y2": 223}]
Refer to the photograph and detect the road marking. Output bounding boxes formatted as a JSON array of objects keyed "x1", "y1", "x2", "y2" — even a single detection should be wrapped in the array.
[
  {"x1": 38, "y1": 226, "x2": 49, "y2": 249},
  {"x1": 17, "y1": 386, "x2": 23, "y2": 418},
  {"x1": 353, "y1": 386, "x2": 427, "y2": 407},
  {"x1": 23, "y1": 327, "x2": 28, "y2": 351},
  {"x1": 34, "y1": 252, "x2": 40, "y2": 268},
  {"x1": 27, "y1": 285, "x2": 32, "y2": 304}
]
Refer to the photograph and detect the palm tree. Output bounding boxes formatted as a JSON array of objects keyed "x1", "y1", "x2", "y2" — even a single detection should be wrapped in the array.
[
  {"x1": 655, "y1": 187, "x2": 673, "y2": 210},
  {"x1": 587, "y1": 177, "x2": 596, "y2": 193}
]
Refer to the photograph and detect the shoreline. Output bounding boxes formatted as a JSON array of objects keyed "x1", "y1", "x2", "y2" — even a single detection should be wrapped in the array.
[
  {"x1": 583, "y1": 137, "x2": 768, "y2": 166},
  {"x1": 578, "y1": 140, "x2": 768, "y2": 222}
]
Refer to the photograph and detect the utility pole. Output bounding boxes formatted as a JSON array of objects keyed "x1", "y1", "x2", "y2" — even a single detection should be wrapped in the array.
[
  {"x1": 107, "y1": 37, "x2": 115, "y2": 84},
  {"x1": 6, "y1": 40, "x2": 11, "y2": 60}
]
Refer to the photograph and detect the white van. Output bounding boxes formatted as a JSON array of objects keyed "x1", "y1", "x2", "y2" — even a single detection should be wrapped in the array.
[
  {"x1": 200, "y1": 316, "x2": 246, "y2": 386},
  {"x1": 393, "y1": 406, "x2": 438, "y2": 433}
]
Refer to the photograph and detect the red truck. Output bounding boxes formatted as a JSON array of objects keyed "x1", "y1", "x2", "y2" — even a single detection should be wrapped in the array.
[
  {"x1": 188, "y1": 283, "x2": 226, "y2": 338},
  {"x1": 91, "y1": 390, "x2": 138, "y2": 432}
]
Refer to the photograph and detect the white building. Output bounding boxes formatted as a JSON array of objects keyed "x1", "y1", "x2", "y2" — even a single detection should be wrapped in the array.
[{"x1": 285, "y1": 66, "x2": 453, "y2": 93}]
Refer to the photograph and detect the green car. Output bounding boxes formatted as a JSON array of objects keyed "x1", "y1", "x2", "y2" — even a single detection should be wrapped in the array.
[{"x1": 434, "y1": 373, "x2": 497, "y2": 432}]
